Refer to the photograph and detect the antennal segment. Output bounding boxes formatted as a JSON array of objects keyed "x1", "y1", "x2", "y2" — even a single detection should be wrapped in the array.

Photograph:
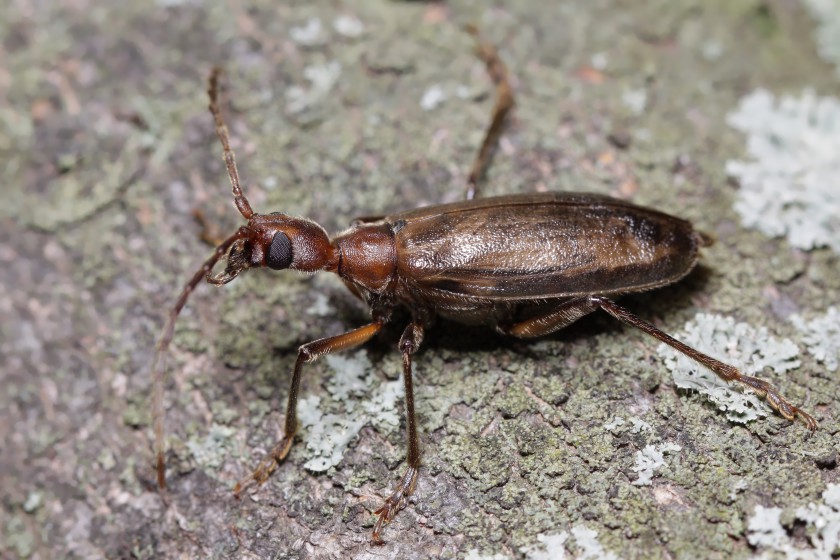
[
  {"x1": 208, "y1": 68, "x2": 254, "y2": 219},
  {"x1": 152, "y1": 228, "x2": 247, "y2": 490}
]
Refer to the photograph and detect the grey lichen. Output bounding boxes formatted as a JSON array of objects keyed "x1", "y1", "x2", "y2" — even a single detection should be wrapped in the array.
[
  {"x1": 468, "y1": 525, "x2": 623, "y2": 560},
  {"x1": 298, "y1": 395, "x2": 367, "y2": 472},
  {"x1": 747, "y1": 483, "x2": 840, "y2": 558},
  {"x1": 296, "y1": 350, "x2": 404, "y2": 472},
  {"x1": 657, "y1": 313, "x2": 801, "y2": 424},
  {"x1": 285, "y1": 61, "x2": 343, "y2": 115},
  {"x1": 803, "y1": 0, "x2": 840, "y2": 78},
  {"x1": 726, "y1": 90, "x2": 840, "y2": 253},
  {"x1": 185, "y1": 424, "x2": 237, "y2": 471},
  {"x1": 631, "y1": 443, "x2": 682, "y2": 487},
  {"x1": 519, "y1": 533, "x2": 569, "y2": 560},
  {"x1": 790, "y1": 306, "x2": 840, "y2": 373}
]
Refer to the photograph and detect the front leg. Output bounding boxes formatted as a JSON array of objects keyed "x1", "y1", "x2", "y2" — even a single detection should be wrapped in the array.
[
  {"x1": 372, "y1": 322, "x2": 424, "y2": 544},
  {"x1": 234, "y1": 321, "x2": 384, "y2": 496}
]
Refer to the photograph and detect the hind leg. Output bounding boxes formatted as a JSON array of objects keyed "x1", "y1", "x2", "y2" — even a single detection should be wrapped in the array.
[
  {"x1": 463, "y1": 26, "x2": 514, "y2": 200},
  {"x1": 500, "y1": 297, "x2": 817, "y2": 430}
]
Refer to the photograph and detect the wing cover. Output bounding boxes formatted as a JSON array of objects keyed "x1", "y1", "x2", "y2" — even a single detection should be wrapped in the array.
[{"x1": 390, "y1": 193, "x2": 701, "y2": 300}]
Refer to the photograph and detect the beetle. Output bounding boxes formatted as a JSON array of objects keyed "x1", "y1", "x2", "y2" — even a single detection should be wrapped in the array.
[{"x1": 152, "y1": 29, "x2": 817, "y2": 544}]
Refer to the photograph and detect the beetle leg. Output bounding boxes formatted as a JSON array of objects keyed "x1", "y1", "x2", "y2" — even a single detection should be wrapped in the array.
[
  {"x1": 233, "y1": 321, "x2": 384, "y2": 497},
  {"x1": 372, "y1": 322, "x2": 424, "y2": 544},
  {"x1": 590, "y1": 297, "x2": 818, "y2": 430},
  {"x1": 464, "y1": 25, "x2": 514, "y2": 200},
  {"x1": 501, "y1": 296, "x2": 817, "y2": 429},
  {"x1": 500, "y1": 297, "x2": 598, "y2": 338}
]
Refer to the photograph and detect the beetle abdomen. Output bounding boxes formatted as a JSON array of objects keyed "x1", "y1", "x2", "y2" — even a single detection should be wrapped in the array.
[{"x1": 391, "y1": 193, "x2": 702, "y2": 300}]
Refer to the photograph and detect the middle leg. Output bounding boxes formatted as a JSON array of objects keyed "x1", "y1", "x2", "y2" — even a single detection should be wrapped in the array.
[{"x1": 372, "y1": 321, "x2": 424, "y2": 544}]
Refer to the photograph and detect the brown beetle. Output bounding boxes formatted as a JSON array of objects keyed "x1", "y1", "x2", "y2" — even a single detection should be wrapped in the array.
[{"x1": 152, "y1": 30, "x2": 816, "y2": 544}]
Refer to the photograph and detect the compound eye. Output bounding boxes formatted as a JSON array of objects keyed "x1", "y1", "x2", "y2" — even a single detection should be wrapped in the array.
[{"x1": 266, "y1": 231, "x2": 293, "y2": 270}]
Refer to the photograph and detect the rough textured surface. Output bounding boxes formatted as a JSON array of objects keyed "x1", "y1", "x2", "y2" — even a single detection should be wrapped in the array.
[{"x1": 2, "y1": 1, "x2": 838, "y2": 559}]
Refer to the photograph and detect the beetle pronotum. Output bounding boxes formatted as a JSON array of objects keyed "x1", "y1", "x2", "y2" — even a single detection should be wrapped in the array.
[{"x1": 152, "y1": 28, "x2": 817, "y2": 544}]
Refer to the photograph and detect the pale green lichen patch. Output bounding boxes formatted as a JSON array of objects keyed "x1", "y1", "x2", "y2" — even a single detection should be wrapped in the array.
[
  {"x1": 464, "y1": 549, "x2": 512, "y2": 560},
  {"x1": 298, "y1": 395, "x2": 367, "y2": 472},
  {"x1": 791, "y1": 306, "x2": 840, "y2": 373},
  {"x1": 631, "y1": 443, "x2": 682, "y2": 486},
  {"x1": 726, "y1": 90, "x2": 840, "y2": 253},
  {"x1": 286, "y1": 61, "x2": 343, "y2": 115},
  {"x1": 325, "y1": 352, "x2": 374, "y2": 405},
  {"x1": 185, "y1": 423, "x2": 237, "y2": 471},
  {"x1": 293, "y1": 350, "x2": 406, "y2": 472},
  {"x1": 604, "y1": 415, "x2": 653, "y2": 434},
  {"x1": 289, "y1": 18, "x2": 326, "y2": 47},
  {"x1": 568, "y1": 525, "x2": 622, "y2": 560},
  {"x1": 333, "y1": 14, "x2": 365, "y2": 39},
  {"x1": 803, "y1": 0, "x2": 840, "y2": 77},
  {"x1": 22, "y1": 491, "x2": 43, "y2": 514},
  {"x1": 519, "y1": 532, "x2": 570, "y2": 560},
  {"x1": 4, "y1": 514, "x2": 36, "y2": 558},
  {"x1": 471, "y1": 525, "x2": 624, "y2": 560},
  {"x1": 747, "y1": 483, "x2": 840, "y2": 558},
  {"x1": 658, "y1": 313, "x2": 801, "y2": 424}
]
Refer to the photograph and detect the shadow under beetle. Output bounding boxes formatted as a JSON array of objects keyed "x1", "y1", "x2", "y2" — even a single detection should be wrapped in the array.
[{"x1": 152, "y1": 28, "x2": 817, "y2": 544}]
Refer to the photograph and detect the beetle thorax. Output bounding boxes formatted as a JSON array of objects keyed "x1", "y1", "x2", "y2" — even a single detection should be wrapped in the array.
[{"x1": 334, "y1": 223, "x2": 397, "y2": 294}]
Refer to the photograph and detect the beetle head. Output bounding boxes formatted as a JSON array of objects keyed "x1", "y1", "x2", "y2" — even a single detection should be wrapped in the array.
[{"x1": 208, "y1": 213, "x2": 337, "y2": 285}]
